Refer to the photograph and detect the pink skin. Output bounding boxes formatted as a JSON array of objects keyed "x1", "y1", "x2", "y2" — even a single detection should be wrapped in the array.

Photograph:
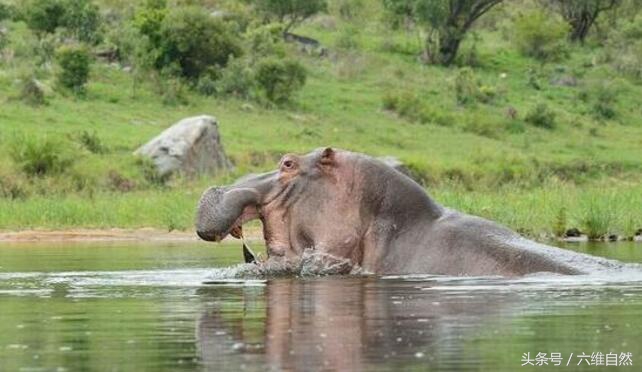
[{"x1": 198, "y1": 148, "x2": 619, "y2": 276}]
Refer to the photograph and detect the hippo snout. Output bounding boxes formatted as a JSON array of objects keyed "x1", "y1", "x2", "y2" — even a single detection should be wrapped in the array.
[{"x1": 195, "y1": 185, "x2": 262, "y2": 243}]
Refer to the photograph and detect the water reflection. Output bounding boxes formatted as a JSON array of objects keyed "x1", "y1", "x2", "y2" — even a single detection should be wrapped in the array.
[
  {"x1": 1, "y1": 242, "x2": 642, "y2": 371},
  {"x1": 196, "y1": 277, "x2": 529, "y2": 371}
]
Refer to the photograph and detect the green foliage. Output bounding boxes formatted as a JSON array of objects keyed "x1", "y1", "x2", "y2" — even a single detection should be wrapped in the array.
[
  {"x1": 136, "y1": 157, "x2": 167, "y2": 186},
  {"x1": 382, "y1": 91, "x2": 453, "y2": 125},
  {"x1": 513, "y1": 9, "x2": 569, "y2": 62},
  {"x1": 335, "y1": 25, "x2": 360, "y2": 49},
  {"x1": 60, "y1": 0, "x2": 102, "y2": 44},
  {"x1": 216, "y1": 57, "x2": 255, "y2": 98},
  {"x1": 150, "y1": 6, "x2": 243, "y2": 80},
  {"x1": 455, "y1": 67, "x2": 496, "y2": 105},
  {"x1": 525, "y1": 103, "x2": 556, "y2": 129},
  {"x1": 0, "y1": 2, "x2": 15, "y2": 21},
  {"x1": 245, "y1": 23, "x2": 286, "y2": 59},
  {"x1": 592, "y1": 83, "x2": 618, "y2": 119},
  {"x1": 18, "y1": 75, "x2": 47, "y2": 106},
  {"x1": 255, "y1": 57, "x2": 306, "y2": 104},
  {"x1": 382, "y1": 0, "x2": 503, "y2": 65},
  {"x1": 9, "y1": 136, "x2": 73, "y2": 177},
  {"x1": 547, "y1": 0, "x2": 622, "y2": 42},
  {"x1": 254, "y1": 0, "x2": 327, "y2": 32},
  {"x1": 382, "y1": 91, "x2": 431, "y2": 123},
  {"x1": 23, "y1": 0, "x2": 102, "y2": 43},
  {"x1": 24, "y1": 0, "x2": 66, "y2": 34},
  {"x1": 455, "y1": 67, "x2": 479, "y2": 105},
  {"x1": 602, "y1": 15, "x2": 642, "y2": 81},
  {"x1": 55, "y1": 44, "x2": 91, "y2": 92},
  {"x1": 553, "y1": 206, "x2": 567, "y2": 237},
  {"x1": 77, "y1": 130, "x2": 107, "y2": 154},
  {"x1": 580, "y1": 197, "x2": 613, "y2": 239}
]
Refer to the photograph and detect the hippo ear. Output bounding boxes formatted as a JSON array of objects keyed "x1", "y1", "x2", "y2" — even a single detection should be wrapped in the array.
[{"x1": 319, "y1": 147, "x2": 335, "y2": 166}]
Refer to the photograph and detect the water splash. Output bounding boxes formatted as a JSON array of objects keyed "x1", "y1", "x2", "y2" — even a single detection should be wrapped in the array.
[{"x1": 205, "y1": 249, "x2": 365, "y2": 281}]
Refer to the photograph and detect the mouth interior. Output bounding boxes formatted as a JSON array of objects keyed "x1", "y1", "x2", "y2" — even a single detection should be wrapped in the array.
[{"x1": 226, "y1": 205, "x2": 261, "y2": 241}]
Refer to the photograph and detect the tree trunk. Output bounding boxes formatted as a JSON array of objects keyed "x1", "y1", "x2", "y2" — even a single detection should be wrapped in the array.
[{"x1": 438, "y1": 34, "x2": 463, "y2": 66}]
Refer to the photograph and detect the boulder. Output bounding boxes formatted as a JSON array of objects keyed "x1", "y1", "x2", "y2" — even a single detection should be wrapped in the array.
[{"x1": 134, "y1": 115, "x2": 232, "y2": 178}]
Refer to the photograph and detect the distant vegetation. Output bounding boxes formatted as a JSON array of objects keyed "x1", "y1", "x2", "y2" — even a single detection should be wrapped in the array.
[{"x1": 0, "y1": 0, "x2": 640, "y2": 239}]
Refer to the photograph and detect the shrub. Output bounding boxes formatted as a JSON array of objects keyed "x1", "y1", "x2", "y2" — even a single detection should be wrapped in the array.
[
  {"x1": 216, "y1": 57, "x2": 255, "y2": 98},
  {"x1": 592, "y1": 84, "x2": 618, "y2": 120},
  {"x1": 255, "y1": 57, "x2": 306, "y2": 104},
  {"x1": 77, "y1": 130, "x2": 107, "y2": 154},
  {"x1": 335, "y1": 25, "x2": 360, "y2": 49},
  {"x1": 454, "y1": 67, "x2": 496, "y2": 105},
  {"x1": 23, "y1": 0, "x2": 101, "y2": 43},
  {"x1": 61, "y1": 0, "x2": 102, "y2": 44},
  {"x1": 9, "y1": 136, "x2": 73, "y2": 176},
  {"x1": 246, "y1": 23, "x2": 286, "y2": 59},
  {"x1": 55, "y1": 44, "x2": 91, "y2": 92},
  {"x1": 153, "y1": 7, "x2": 243, "y2": 80},
  {"x1": 602, "y1": 16, "x2": 642, "y2": 81},
  {"x1": 24, "y1": 0, "x2": 66, "y2": 34},
  {"x1": 254, "y1": 0, "x2": 327, "y2": 33},
  {"x1": 18, "y1": 73, "x2": 47, "y2": 106},
  {"x1": 0, "y1": 2, "x2": 15, "y2": 21},
  {"x1": 513, "y1": 9, "x2": 569, "y2": 62},
  {"x1": 455, "y1": 67, "x2": 478, "y2": 105},
  {"x1": 525, "y1": 103, "x2": 556, "y2": 129},
  {"x1": 196, "y1": 74, "x2": 217, "y2": 96}
]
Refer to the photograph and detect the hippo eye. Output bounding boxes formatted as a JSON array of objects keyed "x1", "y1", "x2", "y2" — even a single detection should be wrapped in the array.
[{"x1": 283, "y1": 160, "x2": 294, "y2": 169}]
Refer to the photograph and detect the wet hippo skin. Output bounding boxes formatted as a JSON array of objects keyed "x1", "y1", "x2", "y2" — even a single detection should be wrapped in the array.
[{"x1": 196, "y1": 148, "x2": 628, "y2": 276}]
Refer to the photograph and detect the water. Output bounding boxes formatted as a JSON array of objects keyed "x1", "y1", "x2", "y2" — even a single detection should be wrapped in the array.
[{"x1": 0, "y1": 240, "x2": 641, "y2": 371}]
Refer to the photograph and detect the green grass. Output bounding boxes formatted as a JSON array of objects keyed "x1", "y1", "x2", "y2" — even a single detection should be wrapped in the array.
[{"x1": 0, "y1": 1, "x2": 640, "y2": 238}]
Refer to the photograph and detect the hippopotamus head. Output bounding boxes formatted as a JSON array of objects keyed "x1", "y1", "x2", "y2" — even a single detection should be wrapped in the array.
[{"x1": 196, "y1": 147, "x2": 396, "y2": 264}]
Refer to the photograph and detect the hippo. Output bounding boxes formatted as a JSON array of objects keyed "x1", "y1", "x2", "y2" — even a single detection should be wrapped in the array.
[{"x1": 196, "y1": 148, "x2": 624, "y2": 276}]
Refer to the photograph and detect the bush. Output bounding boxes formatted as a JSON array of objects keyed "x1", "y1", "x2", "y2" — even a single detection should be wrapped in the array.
[
  {"x1": 24, "y1": 0, "x2": 66, "y2": 34},
  {"x1": 0, "y1": 2, "x2": 15, "y2": 21},
  {"x1": 455, "y1": 67, "x2": 478, "y2": 105},
  {"x1": 216, "y1": 57, "x2": 255, "y2": 98},
  {"x1": 513, "y1": 9, "x2": 569, "y2": 62},
  {"x1": 61, "y1": 0, "x2": 102, "y2": 44},
  {"x1": 246, "y1": 23, "x2": 286, "y2": 59},
  {"x1": 76, "y1": 130, "x2": 107, "y2": 154},
  {"x1": 525, "y1": 103, "x2": 556, "y2": 129},
  {"x1": 592, "y1": 84, "x2": 618, "y2": 120},
  {"x1": 9, "y1": 136, "x2": 73, "y2": 176},
  {"x1": 254, "y1": 0, "x2": 327, "y2": 33},
  {"x1": 602, "y1": 16, "x2": 642, "y2": 81},
  {"x1": 335, "y1": 25, "x2": 360, "y2": 49},
  {"x1": 55, "y1": 44, "x2": 91, "y2": 92},
  {"x1": 454, "y1": 67, "x2": 496, "y2": 105},
  {"x1": 255, "y1": 57, "x2": 306, "y2": 104},
  {"x1": 23, "y1": 0, "x2": 101, "y2": 43},
  {"x1": 154, "y1": 7, "x2": 243, "y2": 80},
  {"x1": 19, "y1": 75, "x2": 47, "y2": 106}
]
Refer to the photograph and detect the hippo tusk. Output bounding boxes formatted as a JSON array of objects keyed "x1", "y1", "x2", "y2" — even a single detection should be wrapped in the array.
[{"x1": 239, "y1": 227, "x2": 257, "y2": 264}]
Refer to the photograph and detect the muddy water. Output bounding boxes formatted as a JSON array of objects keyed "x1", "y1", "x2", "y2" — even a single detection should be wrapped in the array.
[{"x1": 1, "y1": 241, "x2": 641, "y2": 371}]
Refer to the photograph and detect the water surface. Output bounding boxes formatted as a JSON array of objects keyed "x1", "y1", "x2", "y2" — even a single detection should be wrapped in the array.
[{"x1": 1, "y1": 240, "x2": 641, "y2": 371}]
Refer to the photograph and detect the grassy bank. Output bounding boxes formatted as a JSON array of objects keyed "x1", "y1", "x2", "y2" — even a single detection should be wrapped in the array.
[
  {"x1": 0, "y1": 1, "x2": 640, "y2": 238},
  {"x1": 0, "y1": 181, "x2": 639, "y2": 240}
]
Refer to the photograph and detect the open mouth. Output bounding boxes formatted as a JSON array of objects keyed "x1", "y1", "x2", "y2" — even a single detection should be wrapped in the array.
[{"x1": 223, "y1": 206, "x2": 262, "y2": 264}]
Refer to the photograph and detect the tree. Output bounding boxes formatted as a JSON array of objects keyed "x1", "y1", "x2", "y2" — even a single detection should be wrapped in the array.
[
  {"x1": 383, "y1": 0, "x2": 503, "y2": 66},
  {"x1": 255, "y1": 0, "x2": 327, "y2": 33},
  {"x1": 548, "y1": 0, "x2": 621, "y2": 43}
]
